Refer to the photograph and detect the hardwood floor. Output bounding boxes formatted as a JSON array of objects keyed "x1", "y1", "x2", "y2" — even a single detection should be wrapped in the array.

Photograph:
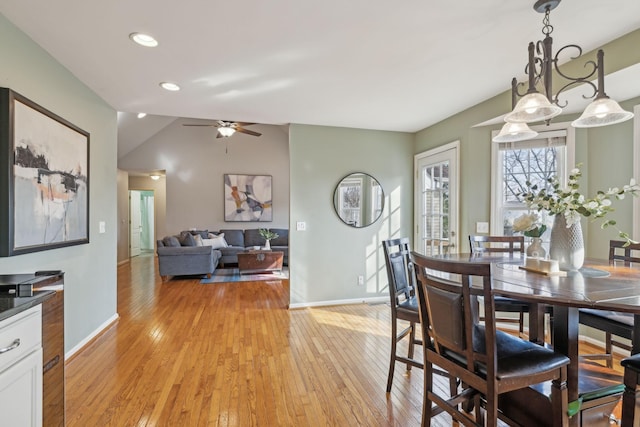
[
  {"x1": 66, "y1": 255, "x2": 625, "y2": 426},
  {"x1": 65, "y1": 255, "x2": 444, "y2": 426}
]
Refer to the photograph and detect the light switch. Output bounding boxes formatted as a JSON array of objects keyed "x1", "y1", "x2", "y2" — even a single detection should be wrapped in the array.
[
  {"x1": 476, "y1": 222, "x2": 489, "y2": 233},
  {"x1": 99, "y1": 221, "x2": 106, "y2": 234},
  {"x1": 296, "y1": 221, "x2": 306, "y2": 231}
]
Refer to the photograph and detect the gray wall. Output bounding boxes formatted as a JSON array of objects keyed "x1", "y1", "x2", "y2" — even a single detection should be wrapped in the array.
[
  {"x1": 118, "y1": 119, "x2": 289, "y2": 235},
  {"x1": 289, "y1": 124, "x2": 414, "y2": 306},
  {"x1": 0, "y1": 14, "x2": 118, "y2": 354},
  {"x1": 116, "y1": 169, "x2": 129, "y2": 264}
]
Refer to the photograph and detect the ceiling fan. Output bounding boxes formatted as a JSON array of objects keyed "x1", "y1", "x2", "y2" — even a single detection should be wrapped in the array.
[{"x1": 183, "y1": 120, "x2": 262, "y2": 138}]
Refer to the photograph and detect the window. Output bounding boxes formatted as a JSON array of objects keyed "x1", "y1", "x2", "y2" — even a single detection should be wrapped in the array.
[{"x1": 491, "y1": 125, "x2": 575, "y2": 239}]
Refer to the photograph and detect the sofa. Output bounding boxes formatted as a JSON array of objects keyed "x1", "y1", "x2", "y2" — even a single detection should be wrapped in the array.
[
  {"x1": 156, "y1": 228, "x2": 288, "y2": 280},
  {"x1": 216, "y1": 228, "x2": 288, "y2": 266},
  {"x1": 156, "y1": 232, "x2": 222, "y2": 281}
]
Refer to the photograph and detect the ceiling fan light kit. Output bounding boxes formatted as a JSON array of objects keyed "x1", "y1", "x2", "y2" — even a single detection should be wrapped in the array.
[
  {"x1": 183, "y1": 120, "x2": 262, "y2": 139},
  {"x1": 493, "y1": 0, "x2": 634, "y2": 142}
]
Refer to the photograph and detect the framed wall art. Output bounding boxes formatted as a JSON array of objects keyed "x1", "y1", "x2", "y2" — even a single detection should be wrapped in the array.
[
  {"x1": 224, "y1": 174, "x2": 272, "y2": 222},
  {"x1": 0, "y1": 88, "x2": 90, "y2": 256}
]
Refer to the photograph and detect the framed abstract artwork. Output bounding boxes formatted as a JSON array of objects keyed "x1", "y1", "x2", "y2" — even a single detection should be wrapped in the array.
[
  {"x1": 0, "y1": 88, "x2": 90, "y2": 256},
  {"x1": 224, "y1": 174, "x2": 272, "y2": 222}
]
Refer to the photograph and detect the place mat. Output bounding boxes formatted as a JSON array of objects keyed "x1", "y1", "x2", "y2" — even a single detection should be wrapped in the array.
[
  {"x1": 200, "y1": 267, "x2": 288, "y2": 284},
  {"x1": 573, "y1": 267, "x2": 610, "y2": 278}
]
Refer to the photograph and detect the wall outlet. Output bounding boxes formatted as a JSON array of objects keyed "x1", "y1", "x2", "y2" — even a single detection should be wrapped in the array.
[
  {"x1": 476, "y1": 222, "x2": 489, "y2": 233},
  {"x1": 99, "y1": 221, "x2": 106, "y2": 234},
  {"x1": 357, "y1": 275, "x2": 364, "y2": 286},
  {"x1": 296, "y1": 221, "x2": 306, "y2": 231}
]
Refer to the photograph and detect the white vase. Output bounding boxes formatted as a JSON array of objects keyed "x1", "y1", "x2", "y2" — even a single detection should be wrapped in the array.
[
  {"x1": 264, "y1": 240, "x2": 271, "y2": 250},
  {"x1": 549, "y1": 215, "x2": 584, "y2": 271},
  {"x1": 526, "y1": 237, "x2": 546, "y2": 258}
]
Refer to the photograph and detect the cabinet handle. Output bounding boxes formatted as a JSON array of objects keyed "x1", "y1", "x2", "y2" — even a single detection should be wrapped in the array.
[{"x1": 0, "y1": 338, "x2": 20, "y2": 354}]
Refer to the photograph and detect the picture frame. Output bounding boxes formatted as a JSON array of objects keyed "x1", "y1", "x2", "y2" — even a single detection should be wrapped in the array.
[
  {"x1": 224, "y1": 174, "x2": 272, "y2": 222},
  {"x1": 0, "y1": 88, "x2": 90, "y2": 256}
]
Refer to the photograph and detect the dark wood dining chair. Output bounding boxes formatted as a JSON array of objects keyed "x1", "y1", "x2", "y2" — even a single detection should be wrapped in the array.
[
  {"x1": 469, "y1": 235, "x2": 530, "y2": 336},
  {"x1": 382, "y1": 238, "x2": 423, "y2": 392},
  {"x1": 621, "y1": 353, "x2": 640, "y2": 427},
  {"x1": 579, "y1": 240, "x2": 640, "y2": 368},
  {"x1": 411, "y1": 252, "x2": 570, "y2": 426}
]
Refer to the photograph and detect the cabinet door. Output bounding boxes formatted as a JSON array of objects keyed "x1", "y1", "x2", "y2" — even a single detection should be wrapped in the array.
[{"x1": 0, "y1": 348, "x2": 43, "y2": 427}]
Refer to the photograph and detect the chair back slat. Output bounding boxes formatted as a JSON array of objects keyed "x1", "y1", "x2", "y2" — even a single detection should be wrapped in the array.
[
  {"x1": 469, "y1": 235, "x2": 524, "y2": 254},
  {"x1": 609, "y1": 240, "x2": 640, "y2": 266},
  {"x1": 411, "y1": 252, "x2": 497, "y2": 377}
]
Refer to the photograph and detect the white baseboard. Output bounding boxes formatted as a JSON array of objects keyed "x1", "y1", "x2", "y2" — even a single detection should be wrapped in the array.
[
  {"x1": 65, "y1": 313, "x2": 120, "y2": 360},
  {"x1": 289, "y1": 296, "x2": 388, "y2": 309}
]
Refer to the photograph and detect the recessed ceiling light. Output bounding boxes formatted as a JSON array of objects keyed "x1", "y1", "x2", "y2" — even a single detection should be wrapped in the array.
[
  {"x1": 137, "y1": 112, "x2": 147, "y2": 119},
  {"x1": 129, "y1": 32, "x2": 158, "y2": 47},
  {"x1": 159, "y1": 82, "x2": 180, "y2": 91},
  {"x1": 150, "y1": 174, "x2": 161, "y2": 180}
]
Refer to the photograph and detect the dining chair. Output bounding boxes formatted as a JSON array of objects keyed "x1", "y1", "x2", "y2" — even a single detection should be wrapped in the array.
[
  {"x1": 411, "y1": 252, "x2": 570, "y2": 426},
  {"x1": 469, "y1": 235, "x2": 530, "y2": 336},
  {"x1": 621, "y1": 353, "x2": 640, "y2": 427},
  {"x1": 382, "y1": 238, "x2": 423, "y2": 392},
  {"x1": 579, "y1": 240, "x2": 640, "y2": 368}
]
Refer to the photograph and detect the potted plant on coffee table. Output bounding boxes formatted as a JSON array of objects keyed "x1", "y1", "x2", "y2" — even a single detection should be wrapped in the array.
[{"x1": 259, "y1": 229, "x2": 279, "y2": 250}]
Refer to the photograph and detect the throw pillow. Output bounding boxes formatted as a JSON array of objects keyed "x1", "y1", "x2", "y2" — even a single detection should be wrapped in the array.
[
  {"x1": 203, "y1": 233, "x2": 228, "y2": 249},
  {"x1": 179, "y1": 232, "x2": 196, "y2": 246},
  {"x1": 163, "y1": 236, "x2": 181, "y2": 247},
  {"x1": 193, "y1": 234, "x2": 203, "y2": 246}
]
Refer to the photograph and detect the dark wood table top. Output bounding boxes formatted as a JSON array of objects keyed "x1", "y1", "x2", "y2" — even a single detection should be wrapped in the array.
[{"x1": 433, "y1": 252, "x2": 640, "y2": 314}]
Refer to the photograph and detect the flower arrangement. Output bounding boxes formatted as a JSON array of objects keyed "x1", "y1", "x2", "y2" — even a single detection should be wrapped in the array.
[
  {"x1": 512, "y1": 212, "x2": 547, "y2": 238},
  {"x1": 520, "y1": 166, "x2": 640, "y2": 244},
  {"x1": 259, "y1": 228, "x2": 279, "y2": 241}
]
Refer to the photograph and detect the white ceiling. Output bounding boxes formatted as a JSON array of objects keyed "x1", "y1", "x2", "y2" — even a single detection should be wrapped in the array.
[{"x1": 2, "y1": 0, "x2": 640, "y2": 156}]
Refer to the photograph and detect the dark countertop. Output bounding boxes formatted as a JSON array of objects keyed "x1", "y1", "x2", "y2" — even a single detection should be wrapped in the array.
[
  {"x1": 0, "y1": 273, "x2": 62, "y2": 322},
  {"x1": 0, "y1": 290, "x2": 56, "y2": 322}
]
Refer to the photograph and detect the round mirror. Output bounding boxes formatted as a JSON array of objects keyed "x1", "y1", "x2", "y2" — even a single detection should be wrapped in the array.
[{"x1": 333, "y1": 172, "x2": 384, "y2": 228}]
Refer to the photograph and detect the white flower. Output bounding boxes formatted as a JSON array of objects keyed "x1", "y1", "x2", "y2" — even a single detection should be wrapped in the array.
[
  {"x1": 571, "y1": 168, "x2": 580, "y2": 175},
  {"x1": 583, "y1": 201, "x2": 598, "y2": 210},
  {"x1": 513, "y1": 213, "x2": 537, "y2": 232}
]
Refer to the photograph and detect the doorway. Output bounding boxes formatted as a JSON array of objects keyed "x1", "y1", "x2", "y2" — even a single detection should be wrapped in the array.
[
  {"x1": 414, "y1": 141, "x2": 459, "y2": 255},
  {"x1": 129, "y1": 190, "x2": 155, "y2": 257}
]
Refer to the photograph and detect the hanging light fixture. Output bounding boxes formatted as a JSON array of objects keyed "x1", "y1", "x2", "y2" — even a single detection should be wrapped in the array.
[
  {"x1": 497, "y1": 0, "x2": 633, "y2": 142},
  {"x1": 494, "y1": 79, "x2": 539, "y2": 142},
  {"x1": 217, "y1": 126, "x2": 236, "y2": 137}
]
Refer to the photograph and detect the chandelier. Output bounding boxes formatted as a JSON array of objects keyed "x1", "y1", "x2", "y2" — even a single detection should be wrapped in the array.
[{"x1": 493, "y1": 0, "x2": 634, "y2": 143}]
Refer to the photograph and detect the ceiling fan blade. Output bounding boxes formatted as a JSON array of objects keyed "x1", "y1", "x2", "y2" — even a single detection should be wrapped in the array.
[
  {"x1": 216, "y1": 132, "x2": 224, "y2": 138},
  {"x1": 183, "y1": 124, "x2": 217, "y2": 127},
  {"x1": 233, "y1": 122, "x2": 256, "y2": 127},
  {"x1": 236, "y1": 128, "x2": 262, "y2": 137}
]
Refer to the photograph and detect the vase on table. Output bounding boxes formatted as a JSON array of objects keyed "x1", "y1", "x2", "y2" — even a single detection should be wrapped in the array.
[
  {"x1": 549, "y1": 214, "x2": 584, "y2": 271},
  {"x1": 264, "y1": 240, "x2": 271, "y2": 250},
  {"x1": 526, "y1": 237, "x2": 546, "y2": 258}
]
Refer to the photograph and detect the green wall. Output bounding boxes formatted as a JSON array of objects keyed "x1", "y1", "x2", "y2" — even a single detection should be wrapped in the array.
[
  {"x1": 289, "y1": 124, "x2": 413, "y2": 306},
  {"x1": 0, "y1": 14, "x2": 118, "y2": 354},
  {"x1": 415, "y1": 30, "x2": 640, "y2": 260}
]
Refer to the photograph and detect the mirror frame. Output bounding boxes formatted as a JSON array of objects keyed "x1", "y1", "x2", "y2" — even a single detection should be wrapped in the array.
[{"x1": 333, "y1": 172, "x2": 384, "y2": 228}]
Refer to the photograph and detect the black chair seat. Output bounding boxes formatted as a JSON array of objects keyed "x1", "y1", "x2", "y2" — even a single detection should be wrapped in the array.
[
  {"x1": 621, "y1": 353, "x2": 640, "y2": 372},
  {"x1": 444, "y1": 326, "x2": 569, "y2": 381},
  {"x1": 579, "y1": 309, "x2": 633, "y2": 338},
  {"x1": 398, "y1": 296, "x2": 419, "y2": 311}
]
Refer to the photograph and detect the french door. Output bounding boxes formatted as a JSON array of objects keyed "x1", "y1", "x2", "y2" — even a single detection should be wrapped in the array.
[{"x1": 414, "y1": 141, "x2": 459, "y2": 256}]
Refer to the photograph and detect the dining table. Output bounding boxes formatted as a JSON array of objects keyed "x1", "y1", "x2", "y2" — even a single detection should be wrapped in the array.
[{"x1": 432, "y1": 252, "x2": 640, "y2": 426}]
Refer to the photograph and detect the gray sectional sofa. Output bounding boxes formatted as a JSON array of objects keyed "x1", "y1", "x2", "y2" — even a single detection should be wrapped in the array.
[{"x1": 156, "y1": 228, "x2": 288, "y2": 280}]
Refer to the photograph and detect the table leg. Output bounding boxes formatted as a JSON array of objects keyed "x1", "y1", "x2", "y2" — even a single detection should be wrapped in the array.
[
  {"x1": 552, "y1": 306, "x2": 579, "y2": 426},
  {"x1": 528, "y1": 302, "x2": 545, "y2": 345}
]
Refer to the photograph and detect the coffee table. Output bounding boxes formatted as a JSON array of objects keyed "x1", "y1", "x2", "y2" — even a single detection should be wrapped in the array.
[{"x1": 237, "y1": 250, "x2": 284, "y2": 275}]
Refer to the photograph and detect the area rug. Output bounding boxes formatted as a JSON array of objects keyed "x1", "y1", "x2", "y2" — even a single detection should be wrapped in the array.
[{"x1": 200, "y1": 267, "x2": 289, "y2": 284}]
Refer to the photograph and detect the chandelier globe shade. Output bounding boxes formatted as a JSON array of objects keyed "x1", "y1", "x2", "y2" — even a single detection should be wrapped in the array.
[{"x1": 493, "y1": 122, "x2": 539, "y2": 143}]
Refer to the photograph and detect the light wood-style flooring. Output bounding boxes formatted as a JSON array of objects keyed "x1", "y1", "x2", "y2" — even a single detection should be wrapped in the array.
[
  {"x1": 65, "y1": 255, "x2": 441, "y2": 426},
  {"x1": 65, "y1": 255, "x2": 624, "y2": 426}
]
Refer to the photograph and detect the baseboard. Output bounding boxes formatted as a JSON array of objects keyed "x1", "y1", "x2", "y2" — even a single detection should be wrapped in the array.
[
  {"x1": 117, "y1": 258, "x2": 130, "y2": 266},
  {"x1": 65, "y1": 313, "x2": 120, "y2": 360},
  {"x1": 289, "y1": 296, "x2": 388, "y2": 309}
]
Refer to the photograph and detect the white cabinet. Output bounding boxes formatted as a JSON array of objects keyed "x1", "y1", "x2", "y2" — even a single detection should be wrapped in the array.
[{"x1": 0, "y1": 305, "x2": 43, "y2": 427}]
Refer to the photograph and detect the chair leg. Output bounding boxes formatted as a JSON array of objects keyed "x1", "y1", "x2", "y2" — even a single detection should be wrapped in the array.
[
  {"x1": 550, "y1": 367, "x2": 569, "y2": 427},
  {"x1": 605, "y1": 332, "x2": 614, "y2": 368},
  {"x1": 621, "y1": 369, "x2": 638, "y2": 427},
  {"x1": 407, "y1": 322, "x2": 416, "y2": 370},
  {"x1": 422, "y1": 360, "x2": 433, "y2": 427},
  {"x1": 485, "y1": 391, "x2": 498, "y2": 427},
  {"x1": 386, "y1": 320, "x2": 398, "y2": 393},
  {"x1": 519, "y1": 309, "x2": 525, "y2": 336}
]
